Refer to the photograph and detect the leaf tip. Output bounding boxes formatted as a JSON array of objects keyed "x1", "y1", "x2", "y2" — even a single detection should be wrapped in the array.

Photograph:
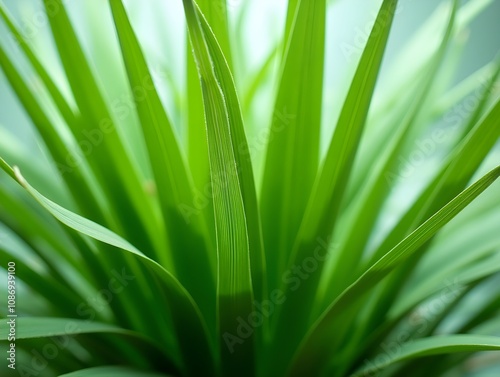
[{"x1": 13, "y1": 165, "x2": 27, "y2": 187}]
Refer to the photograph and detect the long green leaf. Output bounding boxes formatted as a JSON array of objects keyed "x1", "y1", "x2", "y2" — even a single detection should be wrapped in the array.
[
  {"x1": 59, "y1": 366, "x2": 171, "y2": 377},
  {"x1": 195, "y1": 3, "x2": 267, "y2": 306},
  {"x1": 324, "y1": 0, "x2": 458, "y2": 303},
  {"x1": 183, "y1": 2, "x2": 257, "y2": 375},
  {"x1": 0, "y1": 315, "x2": 175, "y2": 369},
  {"x1": 108, "y1": 0, "x2": 215, "y2": 324},
  {"x1": 357, "y1": 84, "x2": 500, "y2": 351},
  {"x1": 266, "y1": 2, "x2": 398, "y2": 375},
  {"x1": 352, "y1": 335, "x2": 500, "y2": 377},
  {"x1": 0, "y1": 3, "x2": 78, "y2": 135},
  {"x1": 0, "y1": 159, "x2": 216, "y2": 377},
  {"x1": 287, "y1": 165, "x2": 500, "y2": 377},
  {"x1": 41, "y1": 0, "x2": 161, "y2": 256},
  {"x1": 194, "y1": 0, "x2": 233, "y2": 69},
  {"x1": 259, "y1": 0, "x2": 326, "y2": 292},
  {"x1": 0, "y1": 317, "x2": 138, "y2": 340},
  {"x1": 344, "y1": 0, "x2": 494, "y2": 204},
  {"x1": 186, "y1": 1, "x2": 232, "y2": 210},
  {"x1": 369, "y1": 78, "x2": 500, "y2": 267},
  {"x1": 0, "y1": 43, "x2": 106, "y2": 226}
]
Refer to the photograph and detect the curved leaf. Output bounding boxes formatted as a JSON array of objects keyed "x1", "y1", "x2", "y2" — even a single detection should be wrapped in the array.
[
  {"x1": 287, "y1": 165, "x2": 500, "y2": 377},
  {"x1": 267, "y1": 1, "x2": 399, "y2": 374},
  {"x1": 260, "y1": 0, "x2": 326, "y2": 292},
  {"x1": 0, "y1": 159, "x2": 216, "y2": 377},
  {"x1": 183, "y1": 1, "x2": 256, "y2": 374},
  {"x1": 0, "y1": 317, "x2": 136, "y2": 340},
  {"x1": 59, "y1": 366, "x2": 172, "y2": 377},
  {"x1": 108, "y1": 0, "x2": 216, "y2": 324},
  {"x1": 352, "y1": 335, "x2": 500, "y2": 377}
]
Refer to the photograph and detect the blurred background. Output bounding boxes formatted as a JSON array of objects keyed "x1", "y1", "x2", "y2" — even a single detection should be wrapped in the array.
[
  {"x1": 1, "y1": 0, "x2": 498, "y2": 241},
  {"x1": 1, "y1": 0, "x2": 499, "y2": 153}
]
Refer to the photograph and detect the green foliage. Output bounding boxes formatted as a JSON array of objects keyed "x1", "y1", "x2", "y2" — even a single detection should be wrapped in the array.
[{"x1": 0, "y1": 0, "x2": 499, "y2": 376}]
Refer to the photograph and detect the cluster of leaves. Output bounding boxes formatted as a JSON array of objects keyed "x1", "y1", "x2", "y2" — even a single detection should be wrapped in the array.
[{"x1": 0, "y1": 0, "x2": 499, "y2": 376}]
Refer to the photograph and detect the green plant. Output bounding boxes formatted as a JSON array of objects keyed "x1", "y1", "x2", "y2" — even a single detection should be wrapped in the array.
[{"x1": 0, "y1": 0, "x2": 500, "y2": 376}]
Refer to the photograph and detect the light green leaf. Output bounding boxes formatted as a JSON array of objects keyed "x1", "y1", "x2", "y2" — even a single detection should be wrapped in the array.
[
  {"x1": 195, "y1": 2, "x2": 267, "y2": 305},
  {"x1": 0, "y1": 317, "x2": 135, "y2": 340},
  {"x1": 358, "y1": 91, "x2": 500, "y2": 345},
  {"x1": 352, "y1": 335, "x2": 500, "y2": 377},
  {"x1": 259, "y1": 0, "x2": 326, "y2": 292},
  {"x1": 182, "y1": 1, "x2": 257, "y2": 374},
  {"x1": 108, "y1": 0, "x2": 216, "y2": 323},
  {"x1": 267, "y1": 1, "x2": 399, "y2": 375},
  {"x1": 194, "y1": 0, "x2": 233, "y2": 69},
  {"x1": 0, "y1": 42, "x2": 106, "y2": 225},
  {"x1": 0, "y1": 159, "x2": 216, "y2": 377},
  {"x1": 287, "y1": 165, "x2": 500, "y2": 377},
  {"x1": 370, "y1": 81, "x2": 500, "y2": 266},
  {"x1": 0, "y1": 3, "x2": 78, "y2": 134},
  {"x1": 41, "y1": 0, "x2": 161, "y2": 256},
  {"x1": 59, "y1": 366, "x2": 171, "y2": 377},
  {"x1": 324, "y1": 0, "x2": 458, "y2": 303}
]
